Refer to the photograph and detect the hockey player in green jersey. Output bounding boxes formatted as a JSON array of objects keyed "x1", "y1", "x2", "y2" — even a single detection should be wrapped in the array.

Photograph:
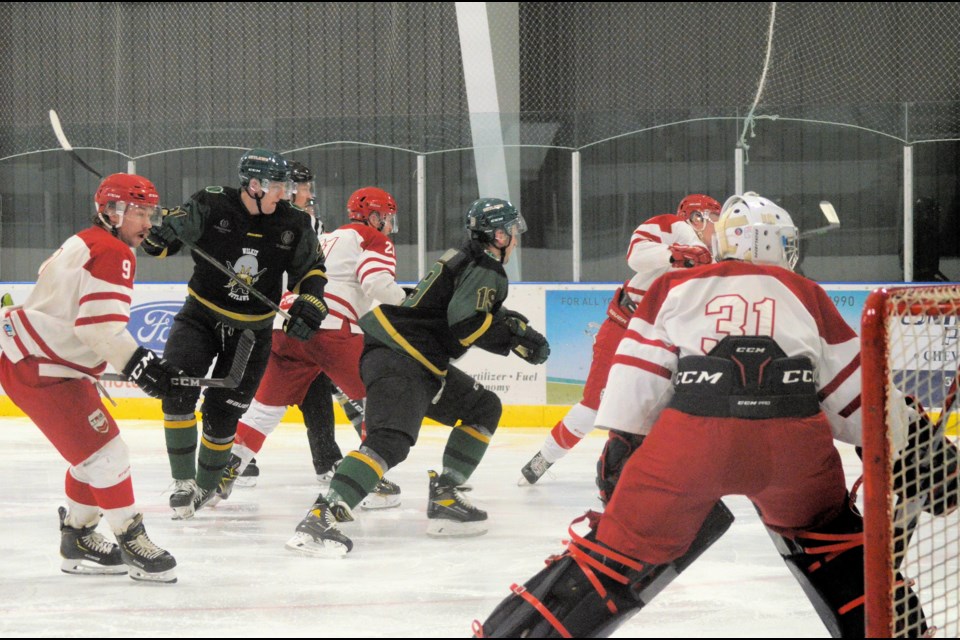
[
  {"x1": 286, "y1": 197, "x2": 550, "y2": 557},
  {"x1": 142, "y1": 148, "x2": 328, "y2": 520}
]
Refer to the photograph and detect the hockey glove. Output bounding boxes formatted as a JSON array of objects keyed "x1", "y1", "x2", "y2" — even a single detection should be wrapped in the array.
[
  {"x1": 121, "y1": 346, "x2": 186, "y2": 399},
  {"x1": 895, "y1": 402, "x2": 960, "y2": 516},
  {"x1": 142, "y1": 208, "x2": 185, "y2": 256},
  {"x1": 283, "y1": 293, "x2": 329, "y2": 341},
  {"x1": 668, "y1": 244, "x2": 712, "y2": 269},
  {"x1": 596, "y1": 429, "x2": 645, "y2": 505},
  {"x1": 504, "y1": 310, "x2": 550, "y2": 365}
]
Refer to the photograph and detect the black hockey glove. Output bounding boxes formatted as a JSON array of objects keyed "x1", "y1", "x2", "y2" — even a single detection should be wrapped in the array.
[
  {"x1": 596, "y1": 429, "x2": 645, "y2": 505},
  {"x1": 142, "y1": 208, "x2": 183, "y2": 256},
  {"x1": 121, "y1": 346, "x2": 186, "y2": 399},
  {"x1": 504, "y1": 310, "x2": 550, "y2": 365},
  {"x1": 894, "y1": 400, "x2": 960, "y2": 516},
  {"x1": 283, "y1": 293, "x2": 329, "y2": 341}
]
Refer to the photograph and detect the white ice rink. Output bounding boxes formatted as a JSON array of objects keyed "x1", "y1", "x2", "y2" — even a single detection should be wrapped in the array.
[{"x1": 0, "y1": 417, "x2": 857, "y2": 638}]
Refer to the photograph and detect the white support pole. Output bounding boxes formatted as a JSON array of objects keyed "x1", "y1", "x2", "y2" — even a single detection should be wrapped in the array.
[
  {"x1": 903, "y1": 145, "x2": 914, "y2": 282},
  {"x1": 734, "y1": 147, "x2": 745, "y2": 195},
  {"x1": 572, "y1": 151, "x2": 582, "y2": 282},
  {"x1": 417, "y1": 154, "x2": 427, "y2": 280},
  {"x1": 127, "y1": 159, "x2": 136, "y2": 174}
]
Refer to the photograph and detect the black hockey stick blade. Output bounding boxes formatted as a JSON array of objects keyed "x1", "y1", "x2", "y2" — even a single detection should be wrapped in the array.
[
  {"x1": 49, "y1": 110, "x2": 103, "y2": 179},
  {"x1": 101, "y1": 330, "x2": 255, "y2": 390}
]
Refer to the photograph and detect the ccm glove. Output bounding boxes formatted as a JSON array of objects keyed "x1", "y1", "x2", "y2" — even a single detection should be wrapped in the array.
[
  {"x1": 283, "y1": 293, "x2": 329, "y2": 341},
  {"x1": 596, "y1": 430, "x2": 645, "y2": 505},
  {"x1": 504, "y1": 310, "x2": 550, "y2": 365},
  {"x1": 668, "y1": 243, "x2": 712, "y2": 269},
  {"x1": 121, "y1": 346, "x2": 186, "y2": 399}
]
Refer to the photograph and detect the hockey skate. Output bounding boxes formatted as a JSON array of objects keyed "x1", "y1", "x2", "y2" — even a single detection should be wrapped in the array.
[
  {"x1": 58, "y1": 507, "x2": 126, "y2": 576},
  {"x1": 116, "y1": 513, "x2": 177, "y2": 583},
  {"x1": 426, "y1": 470, "x2": 487, "y2": 537},
  {"x1": 169, "y1": 478, "x2": 214, "y2": 519},
  {"x1": 518, "y1": 451, "x2": 553, "y2": 486},
  {"x1": 360, "y1": 476, "x2": 401, "y2": 510},
  {"x1": 213, "y1": 454, "x2": 242, "y2": 503},
  {"x1": 235, "y1": 457, "x2": 259, "y2": 488},
  {"x1": 285, "y1": 498, "x2": 354, "y2": 559}
]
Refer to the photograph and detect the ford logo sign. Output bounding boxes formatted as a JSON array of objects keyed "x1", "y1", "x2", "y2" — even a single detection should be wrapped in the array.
[{"x1": 129, "y1": 301, "x2": 183, "y2": 354}]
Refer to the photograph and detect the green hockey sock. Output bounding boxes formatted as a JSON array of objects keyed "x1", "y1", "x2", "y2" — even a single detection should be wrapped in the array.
[{"x1": 440, "y1": 424, "x2": 492, "y2": 486}]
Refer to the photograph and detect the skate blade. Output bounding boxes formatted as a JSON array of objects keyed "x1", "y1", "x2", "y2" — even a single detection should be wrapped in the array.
[
  {"x1": 426, "y1": 519, "x2": 488, "y2": 538},
  {"x1": 127, "y1": 566, "x2": 177, "y2": 584},
  {"x1": 234, "y1": 476, "x2": 257, "y2": 488},
  {"x1": 359, "y1": 494, "x2": 402, "y2": 510},
  {"x1": 60, "y1": 558, "x2": 127, "y2": 576},
  {"x1": 205, "y1": 493, "x2": 223, "y2": 508},
  {"x1": 169, "y1": 506, "x2": 195, "y2": 521},
  {"x1": 284, "y1": 532, "x2": 349, "y2": 559}
]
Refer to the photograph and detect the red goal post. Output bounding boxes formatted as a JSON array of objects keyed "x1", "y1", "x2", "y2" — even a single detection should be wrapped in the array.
[{"x1": 862, "y1": 285, "x2": 960, "y2": 638}]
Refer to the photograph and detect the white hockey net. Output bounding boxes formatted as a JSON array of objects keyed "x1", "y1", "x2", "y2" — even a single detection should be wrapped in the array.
[{"x1": 862, "y1": 285, "x2": 960, "y2": 637}]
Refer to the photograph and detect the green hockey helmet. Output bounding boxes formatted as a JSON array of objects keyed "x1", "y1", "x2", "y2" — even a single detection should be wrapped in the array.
[
  {"x1": 238, "y1": 148, "x2": 290, "y2": 188},
  {"x1": 465, "y1": 197, "x2": 527, "y2": 244}
]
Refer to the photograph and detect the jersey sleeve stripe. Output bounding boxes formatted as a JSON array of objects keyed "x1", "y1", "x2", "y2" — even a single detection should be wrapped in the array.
[
  {"x1": 838, "y1": 395, "x2": 862, "y2": 419},
  {"x1": 611, "y1": 354, "x2": 673, "y2": 380},
  {"x1": 358, "y1": 267, "x2": 396, "y2": 283},
  {"x1": 459, "y1": 312, "x2": 493, "y2": 346},
  {"x1": 75, "y1": 314, "x2": 130, "y2": 327},
  {"x1": 817, "y1": 353, "x2": 860, "y2": 401},
  {"x1": 79, "y1": 291, "x2": 132, "y2": 305}
]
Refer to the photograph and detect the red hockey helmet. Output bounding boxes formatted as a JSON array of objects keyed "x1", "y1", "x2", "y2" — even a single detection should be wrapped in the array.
[
  {"x1": 94, "y1": 173, "x2": 160, "y2": 214},
  {"x1": 676, "y1": 194, "x2": 721, "y2": 222},
  {"x1": 347, "y1": 187, "x2": 398, "y2": 233}
]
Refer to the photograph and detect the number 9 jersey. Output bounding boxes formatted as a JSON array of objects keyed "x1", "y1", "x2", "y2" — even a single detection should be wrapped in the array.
[{"x1": 0, "y1": 225, "x2": 141, "y2": 379}]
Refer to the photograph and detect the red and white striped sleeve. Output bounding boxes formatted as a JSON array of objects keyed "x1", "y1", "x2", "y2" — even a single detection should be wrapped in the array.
[
  {"x1": 355, "y1": 228, "x2": 405, "y2": 306},
  {"x1": 74, "y1": 233, "x2": 140, "y2": 372},
  {"x1": 595, "y1": 278, "x2": 680, "y2": 435}
]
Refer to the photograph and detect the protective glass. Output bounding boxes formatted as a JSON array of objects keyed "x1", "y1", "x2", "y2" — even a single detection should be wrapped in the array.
[
  {"x1": 688, "y1": 210, "x2": 720, "y2": 232},
  {"x1": 259, "y1": 178, "x2": 295, "y2": 197},
  {"x1": 112, "y1": 201, "x2": 163, "y2": 227}
]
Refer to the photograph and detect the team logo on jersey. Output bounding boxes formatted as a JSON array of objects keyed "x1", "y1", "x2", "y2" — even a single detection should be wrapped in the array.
[
  {"x1": 88, "y1": 409, "x2": 109, "y2": 434},
  {"x1": 129, "y1": 301, "x2": 183, "y2": 353},
  {"x1": 281, "y1": 230, "x2": 295, "y2": 246},
  {"x1": 1, "y1": 319, "x2": 14, "y2": 338},
  {"x1": 215, "y1": 219, "x2": 232, "y2": 234},
  {"x1": 225, "y1": 252, "x2": 267, "y2": 302}
]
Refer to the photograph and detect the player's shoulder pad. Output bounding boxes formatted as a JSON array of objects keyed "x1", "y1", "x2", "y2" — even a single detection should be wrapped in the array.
[
  {"x1": 437, "y1": 247, "x2": 469, "y2": 272},
  {"x1": 205, "y1": 186, "x2": 224, "y2": 194}
]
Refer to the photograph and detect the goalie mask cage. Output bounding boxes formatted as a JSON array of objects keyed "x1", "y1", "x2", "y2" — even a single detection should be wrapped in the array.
[{"x1": 862, "y1": 285, "x2": 960, "y2": 638}]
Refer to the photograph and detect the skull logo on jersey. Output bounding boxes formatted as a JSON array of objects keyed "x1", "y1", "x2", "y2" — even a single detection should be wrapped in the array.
[{"x1": 225, "y1": 253, "x2": 268, "y2": 302}]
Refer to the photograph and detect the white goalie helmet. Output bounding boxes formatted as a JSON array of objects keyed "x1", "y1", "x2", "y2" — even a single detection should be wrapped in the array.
[{"x1": 712, "y1": 192, "x2": 799, "y2": 270}]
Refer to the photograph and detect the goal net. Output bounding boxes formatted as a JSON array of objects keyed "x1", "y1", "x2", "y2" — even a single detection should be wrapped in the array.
[{"x1": 861, "y1": 285, "x2": 960, "y2": 637}]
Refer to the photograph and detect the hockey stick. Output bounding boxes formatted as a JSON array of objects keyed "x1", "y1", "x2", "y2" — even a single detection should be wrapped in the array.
[
  {"x1": 49, "y1": 109, "x2": 292, "y2": 321},
  {"x1": 799, "y1": 201, "x2": 841, "y2": 239},
  {"x1": 892, "y1": 367, "x2": 960, "y2": 568},
  {"x1": 100, "y1": 329, "x2": 255, "y2": 389},
  {"x1": 49, "y1": 110, "x2": 103, "y2": 179}
]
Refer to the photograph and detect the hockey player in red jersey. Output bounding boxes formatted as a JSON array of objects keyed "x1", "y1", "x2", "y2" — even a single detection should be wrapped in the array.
[
  {"x1": 0, "y1": 173, "x2": 182, "y2": 583},
  {"x1": 478, "y1": 192, "x2": 928, "y2": 638},
  {"x1": 519, "y1": 194, "x2": 719, "y2": 486},
  {"x1": 216, "y1": 186, "x2": 406, "y2": 506}
]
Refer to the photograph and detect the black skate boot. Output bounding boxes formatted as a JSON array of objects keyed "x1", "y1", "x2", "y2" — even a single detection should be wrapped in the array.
[
  {"x1": 426, "y1": 470, "x2": 488, "y2": 537},
  {"x1": 116, "y1": 514, "x2": 177, "y2": 583},
  {"x1": 360, "y1": 476, "x2": 401, "y2": 510},
  {"x1": 236, "y1": 456, "x2": 259, "y2": 488},
  {"x1": 285, "y1": 497, "x2": 354, "y2": 558},
  {"x1": 518, "y1": 451, "x2": 554, "y2": 486},
  {"x1": 58, "y1": 507, "x2": 126, "y2": 576},
  {"x1": 215, "y1": 454, "x2": 242, "y2": 502}
]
